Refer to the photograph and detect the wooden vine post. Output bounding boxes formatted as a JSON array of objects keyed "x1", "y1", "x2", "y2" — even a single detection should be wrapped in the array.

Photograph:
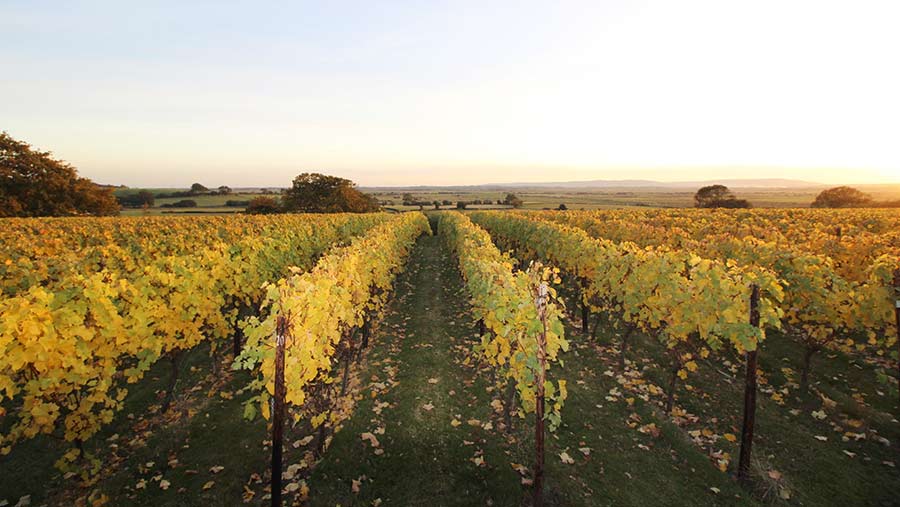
[
  {"x1": 737, "y1": 284, "x2": 761, "y2": 483},
  {"x1": 533, "y1": 282, "x2": 549, "y2": 507},
  {"x1": 580, "y1": 278, "x2": 590, "y2": 336},
  {"x1": 894, "y1": 268, "x2": 900, "y2": 407},
  {"x1": 271, "y1": 314, "x2": 289, "y2": 507}
]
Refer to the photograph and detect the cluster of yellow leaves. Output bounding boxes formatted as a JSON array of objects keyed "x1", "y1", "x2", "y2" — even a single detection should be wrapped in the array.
[{"x1": 542, "y1": 207, "x2": 900, "y2": 282}]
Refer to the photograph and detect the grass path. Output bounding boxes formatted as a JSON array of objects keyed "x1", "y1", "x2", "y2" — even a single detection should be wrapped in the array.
[{"x1": 308, "y1": 234, "x2": 523, "y2": 506}]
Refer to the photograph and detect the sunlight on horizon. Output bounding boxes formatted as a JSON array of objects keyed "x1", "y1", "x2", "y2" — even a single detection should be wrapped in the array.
[{"x1": 2, "y1": 1, "x2": 899, "y2": 187}]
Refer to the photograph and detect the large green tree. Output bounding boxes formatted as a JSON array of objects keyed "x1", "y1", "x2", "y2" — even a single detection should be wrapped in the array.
[
  {"x1": 694, "y1": 184, "x2": 751, "y2": 208},
  {"x1": 811, "y1": 186, "x2": 873, "y2": 208},
  {"x1": 0, "y1": 132, "x2": 119, "y2": 217},
  {"x1": 281, "y1": 173, "x2": 379, "y2": 213}
]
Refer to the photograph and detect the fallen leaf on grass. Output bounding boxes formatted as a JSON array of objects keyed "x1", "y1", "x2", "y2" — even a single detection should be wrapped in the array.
[
  {"x1": 559, "y1": 452, "x2": 575, "y2": 464},
  {"x1": 723, "y1": 433, "x2": 737, "y2": 443},
  {"x1": 360, "y1": 432, "x2": 381, "y2": 448},
  {"x1": 159, "y1": 480, "x2": 171, "y2": 490},
  {"x1": 814, "y1": 435, "x2": 828, "y2": 442},
  {"x1": 283, "y1": 464, "x2": 303, "y2": 480},
  {"x1": 210, "y1": 466, "x2": 225, "y2": 474},
  {"x1": 450, "y1": 419, "x2": 461, "y2": 427},
  {"x1": 292, "y1": 436, "x2": 314, "y2": 448},
  {"x1": 422, "y1": 403, "x2": 434, "y2": 411},
  {"x1": 510, "y1": 463, "x2": 529, "y2": 475},
  {"x1": 202, "y1": 481, "x2": 215, "y2": 490}
]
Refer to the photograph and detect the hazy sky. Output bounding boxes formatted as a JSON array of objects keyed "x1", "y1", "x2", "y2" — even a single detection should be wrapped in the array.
[{"x1": 2, "y1": 1, "x2": 899, "y2": 187}]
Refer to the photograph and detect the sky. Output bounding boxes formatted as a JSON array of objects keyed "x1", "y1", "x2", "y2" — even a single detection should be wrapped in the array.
[{"x1": 2, "y1": 0, "x2": 899, "y2": 187}]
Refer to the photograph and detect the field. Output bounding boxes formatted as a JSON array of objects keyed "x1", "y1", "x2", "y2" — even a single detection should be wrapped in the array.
[
  {"x1": 1, "y1": 209, "x2": 898, "y2": 507},
  {"x1": 368, "y1": 184, "x2": 900, "y2": 210},
  {"x1": 115, "y1": 184, "x2": 900, "y2": 215}
]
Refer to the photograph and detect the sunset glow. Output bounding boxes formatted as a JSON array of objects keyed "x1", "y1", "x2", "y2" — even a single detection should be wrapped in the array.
[{"x1": 2, "y1": 1, "x2": 899, "y2": 186}]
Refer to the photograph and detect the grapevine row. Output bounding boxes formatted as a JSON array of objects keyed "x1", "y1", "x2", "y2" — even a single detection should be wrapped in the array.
[
  {"x1": 438, "y1": 211, "x2": 568, "y2": 503},
  {"x1": 0, "y1": 213, "x2": 390, "y2": 469},
  {"x1": 236, "y1": 211, "x2": 430, "y2": 422},
  {"x1": 539, "y1": 210, "x2": 899, "y2": 394}
]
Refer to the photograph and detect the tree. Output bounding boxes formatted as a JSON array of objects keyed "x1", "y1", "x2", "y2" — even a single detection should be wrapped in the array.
[
  {"x1": 715, "y1": 198, "x2": 752, "y2": 209},
  {"x1": 504, "y1": 193, "x2": 524, "y2": 208},
  {"x1": 246, "y1": 196, "x2": 281, "y2": 214},
  {"x1": 0, "y1": 132, "x2": 119, "y2": 217},
  {"x1": 117, "y1": 190, "x2": 155, "y2": 208},
  {"x1": 161, "y1": 199, "x2": 197, "y2": 208},
  {"x1": 694, "y1": 185, "x2": 734, "y2": 207},
  {"x1": 281, "y1": 173, "x2": 379, "y2": 213},
  {"x1": 190, "y1": 183, "x2": 209, "y2": 194},
  {"x1": 557, "y1": 203, "x2": 568, "y2": 210},
  {"x1": 401, "y1": 193, "x2": 417, "y2": 206},
  {"x1": 433, "y1": 200, "x2": 441, "y2": 210},
  {"x1": 811, "y1": 186, "x2": 873, "y2": 208},
  {"x1": 217, "y1": 185, "x2": 232, "y2": 195},
  {"x1": 694, "y1": 185, "x2": 752, "y2": 208},
  {"x1": 456, "y1": 201, "x2": 467, "y2": 210}
]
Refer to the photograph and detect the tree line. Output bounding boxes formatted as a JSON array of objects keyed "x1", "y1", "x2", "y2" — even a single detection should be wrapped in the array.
[
  {"x1": 2, "y1": 131, "x2": 897, "y2": 217},
  {"x1": 693, "y1": 184, "x2": 899, "y2": 209}
]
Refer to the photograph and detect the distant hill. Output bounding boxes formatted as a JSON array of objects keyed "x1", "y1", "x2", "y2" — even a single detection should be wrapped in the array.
[
  {"x1": 364, "y1": 178, "x2": 826, "y2": 192},
  {"x1": 498, "y1": 178, "x2": 825, "y2": 189}
]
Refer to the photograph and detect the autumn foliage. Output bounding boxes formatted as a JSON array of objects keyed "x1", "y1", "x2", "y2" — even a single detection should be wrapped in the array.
[
  {"x1": 0, "y1": 132, "x2": 119, "y2": 217},
  {"x1": 282, "y1": 173, "x2": 379, "y2": 213}
]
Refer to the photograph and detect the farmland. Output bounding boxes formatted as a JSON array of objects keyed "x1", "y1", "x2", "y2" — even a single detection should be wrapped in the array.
[
  {"x1": 0, "y1": 209, "x2": 898, "y2": 507},
  {"x1": 111, "y1": 184, "x2": 900, "y2": 217}
]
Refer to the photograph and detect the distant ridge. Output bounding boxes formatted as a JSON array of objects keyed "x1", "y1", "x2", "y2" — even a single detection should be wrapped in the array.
[
  {"x1": 497, "y1": 178, "x2": 824, "y2": 189},
  {"x1": 364, "y1": 178, "x2": 826, "y2": 191}
]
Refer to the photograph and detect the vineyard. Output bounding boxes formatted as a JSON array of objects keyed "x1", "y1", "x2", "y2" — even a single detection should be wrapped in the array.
[{"x1": 1, "y1": 209, "x2": 898, "y2": 506}]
